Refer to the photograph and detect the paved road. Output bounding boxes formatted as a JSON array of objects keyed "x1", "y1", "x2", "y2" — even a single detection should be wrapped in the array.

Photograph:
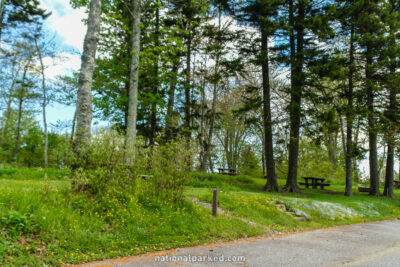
[{"x1": 80, "y1": 220, "x2": 400, "y2": 267}]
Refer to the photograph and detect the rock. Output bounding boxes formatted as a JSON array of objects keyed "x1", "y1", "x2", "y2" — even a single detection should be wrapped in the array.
[{"x1": 276, "y1": 204, "x2": 286, "y2": 212}]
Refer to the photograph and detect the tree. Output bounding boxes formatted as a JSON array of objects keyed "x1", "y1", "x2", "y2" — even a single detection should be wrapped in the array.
[
  {"x1": 12, "y1": 54, "x2": 40, "y2": 163},
  {"x1": 0, "y1": 0, "x2": 50, "y2": 45},
  {"x1": 230, "y1": 0, "x2": 282, "y2": 191},
  {"x1": 355, "y1": 0, "x2": 385, "y2": 196},
  {"x1": 382, "y1": 0, "x2": 400, "y2": 198},
  {"x1": 74, "y1": 0, "x2": 102, "y2": 155},
  {"x1": 54, "y1": 73, "x2": 79, "y2": 143},
  {"x1": 126, "y1": 0, "x2": 141, "y2": 155},
  {"x1": 31, "y1": 29, "x2": 56, "y2": 169},
  {"x1": 279, "y1": 0, "x2": 334, "y2": 192}
]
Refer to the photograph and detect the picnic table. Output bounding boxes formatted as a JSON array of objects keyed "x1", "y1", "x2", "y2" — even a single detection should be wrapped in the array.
[
  {"x1": 140, "y1": 174, "x2": 153, "y2": 180},
  {"x1": 218, "y1": 168, "x2": 239, "y2": 176},
  {"x1": 299, "y1": 176, "x2": 331, "y2": 190},
  {"x1": 394, "y1": 180, "x2": 400, "y2": 189}
]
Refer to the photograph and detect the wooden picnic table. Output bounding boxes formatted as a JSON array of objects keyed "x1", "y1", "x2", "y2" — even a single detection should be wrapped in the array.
[
  {"x1": 394, "y1": 180, "x2": 400, "y2": 189},
  {"x1": 218, "y1": 168, "x2": 239, "y2": 176},
  {"x1": 140, "y1": 174, "x2": 153, "y2": 180},
  {"x1": 299, "y1": 176, "x2": 331, "y2": 190}
]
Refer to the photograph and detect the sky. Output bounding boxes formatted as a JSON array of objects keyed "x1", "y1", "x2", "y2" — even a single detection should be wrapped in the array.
[{"x1": 38, "y1": 0, "x2": 86, "y2": 132}]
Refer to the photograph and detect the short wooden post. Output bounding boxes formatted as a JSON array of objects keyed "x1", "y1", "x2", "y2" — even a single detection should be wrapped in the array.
[{"x1": 212, "y1": 187, "x2": 217, "y2": 216}]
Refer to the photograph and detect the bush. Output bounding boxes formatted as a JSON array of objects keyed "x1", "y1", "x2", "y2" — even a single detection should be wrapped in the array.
[
  {"x1": 72, "y1": 129, "x2": 194, "y2": 203},
  {"x1": 1, "y1": 211, "x2": 28, "y2": 234},
  {"x1": 140, "y1": 141, "x2": 193, "y2": 202},
  {"x1": 0, "y1": 166, "x2": 17, "y2": 177},
  {"x1": 239, "y1": 145, "x2": 262, "y2": 177}
]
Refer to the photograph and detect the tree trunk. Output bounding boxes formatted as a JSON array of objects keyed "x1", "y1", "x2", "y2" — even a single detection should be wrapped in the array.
[
  {"x1": 71, "y1": 110, "x2": 77, "y2": 144},
  {"x1": 328, "y1": 130, "x2": 337, "y2": 170},
  {"x1": 339, "y1": 115, "x2": 346, "y2": 156},
  {"x1": 184, "y1": 39, "x2": 191, "y2": 138},
  {"x1": 184, "y1": 0, "x2": 192, "y2": 141},
  {"x1": 75, "y1": 0, "x2": 102, "y2": 153},
  {"x1": 3, "y1": 75, "x2": 18, "y2": 139},
  {"x1": 208, "y1": 153, "x2": 214, "y2": 173},
  {"x1": 149, "y1": 4, "x2": 160, "y2": 145},
  {"x1": 2, "y1": 61, "x2": 22, "y2": 141},
  {"x1": 366, "y1": 42, "x2": 379, "y2": 196},
  {"x1": 126, "y1": 0, "x2": 141, "y2": 155},
  {"x1": 34, "y1": 38, "x2": 48, "y2": 169},
  {"x1": 13, "y1": 94, "x2": 23, "y2": 164},
  {"x1": 353, "y1": 116, "x2": 361, "y2": 183},
  {"x1": 165, "y1": 59, "x2": 179, "y2": 140},
  {"x1": 384, "y1": 144, "x2": 395, "y2": 198},
  {"x1": 0, "y1": 0, "x2": 4, "y2": 47},
  {"x1": 345, "y1": 26, "x2": 354, "y2": 196},
  {"x1": 201, "y1": 17, "x2": 221, "y2": 171},
  {"x1": 261, "y1": 27, "x2": 279, "y2": 192},
  {"x1": 383, "y1": 23, "x2": 396, "y2": 198},
  {"x1": 285, "y1": 0, "x2": 303, "y2": 192},
  {"x1": 199, "y1": 76, "x2": 206, "y2": 171},
  {"x1": 13, "y1": 60, "x2": 30, "y2": 163}
]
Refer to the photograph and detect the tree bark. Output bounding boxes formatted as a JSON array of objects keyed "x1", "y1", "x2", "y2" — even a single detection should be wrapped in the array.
[
  {"x1": 353, "y1": 116, "x2": 361, "y2": 183},
  {"x1": 126, "y1": 0, "x2": 141, "y2": 154},
  {"x1": 383, "y1": 17, "x2": 397, "y2": 198},
  {"x1": 261, "y1": 27, "x2": 279, "y2": 192},
  {"x1": 366, "y1": 42, "x2": 379, "y2": 196},
  {"x1": 384, "y1": 144, "x2": 395, "y2": 198},
  {"x1": 345, "y1": 26, "x2": 355, "y2": 196},
  {"x1": 75, "y1": 0, "x2": 102, "y2": 153},
  {"x1": 71, "y1": 110, "x2": 77, "y2": 144},
  {"x1": 285, "y1": 0, "x2": 303, "y2": 192}
]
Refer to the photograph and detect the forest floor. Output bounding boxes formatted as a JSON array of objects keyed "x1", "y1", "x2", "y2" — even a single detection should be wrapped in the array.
[{"x1": 0, "y1": 168, "x2": 400, "y2": 266}]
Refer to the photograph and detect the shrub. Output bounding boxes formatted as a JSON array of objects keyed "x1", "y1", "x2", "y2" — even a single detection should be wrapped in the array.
[
  {"x1": 0, "y1": 166, "x2": 17, "y2": 178},
  {"x1": 1, "y1": 211, "x2": 28, "y2": 234},
  {"x1": 140, "y1": 140, "x2": 193, "y2": 202},
  {"x1": 239, "y1": 145, "x2": 262, "y2": 177},
  {"x1": 72, "y1": 129, "x2": 194, "y2": 203}
]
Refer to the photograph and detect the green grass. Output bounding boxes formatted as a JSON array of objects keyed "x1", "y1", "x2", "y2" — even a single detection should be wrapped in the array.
[
  {"x1": 1, "y1": 168, "x2": 400, "y2": 266},
  {"x1": 0, "y1": 169, "x2": 262, "y2": 266},
  {"x1": 0, "y1": 166, "x2": 70, "y2": 180}
]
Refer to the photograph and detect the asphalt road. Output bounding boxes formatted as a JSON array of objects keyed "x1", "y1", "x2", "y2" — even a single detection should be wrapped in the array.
[{"x1": 80, "y1": 220, "x2": 400, "y2": 267}]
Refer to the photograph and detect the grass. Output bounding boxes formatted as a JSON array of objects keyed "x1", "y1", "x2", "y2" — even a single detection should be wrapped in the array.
[{"x1": 1, "y1": 167, "x2": 400, "y2": 266}]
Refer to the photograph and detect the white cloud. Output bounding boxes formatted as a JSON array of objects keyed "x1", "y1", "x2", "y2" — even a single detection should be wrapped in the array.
[
  {"x1": 40, "y1": 0, "x2": 87, "y2": 52},
  {"x1": 43, "y1": 52, "x2": 81, "y2": 79}
]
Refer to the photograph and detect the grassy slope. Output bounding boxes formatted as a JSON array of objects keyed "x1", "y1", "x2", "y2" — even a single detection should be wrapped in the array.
[{"x1": 0, "y1": 168, "x2": 400, "y2": 266}]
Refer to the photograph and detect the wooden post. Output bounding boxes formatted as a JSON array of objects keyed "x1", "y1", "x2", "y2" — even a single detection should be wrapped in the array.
[{"x1": 212, "y1": 187, "x2": 217, "y2": 216}]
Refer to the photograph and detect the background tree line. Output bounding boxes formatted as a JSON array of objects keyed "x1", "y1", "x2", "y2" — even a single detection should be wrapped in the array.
[{"x1": 1, "y1": 0, "x2": 399, "y2": 198}]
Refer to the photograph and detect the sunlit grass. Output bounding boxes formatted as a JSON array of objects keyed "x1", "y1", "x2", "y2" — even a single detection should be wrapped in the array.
[
  {"x1": 1, "y1": 169, "x2": 399, "y2": 266},
  {"x1": 0, "y1": 169, "x2": 262, "y2": 266}
]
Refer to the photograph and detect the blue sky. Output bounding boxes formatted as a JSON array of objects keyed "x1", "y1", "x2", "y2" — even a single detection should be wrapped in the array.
[{"x1": 37, "y1": 0, "x2": 86, "y2": 132}]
